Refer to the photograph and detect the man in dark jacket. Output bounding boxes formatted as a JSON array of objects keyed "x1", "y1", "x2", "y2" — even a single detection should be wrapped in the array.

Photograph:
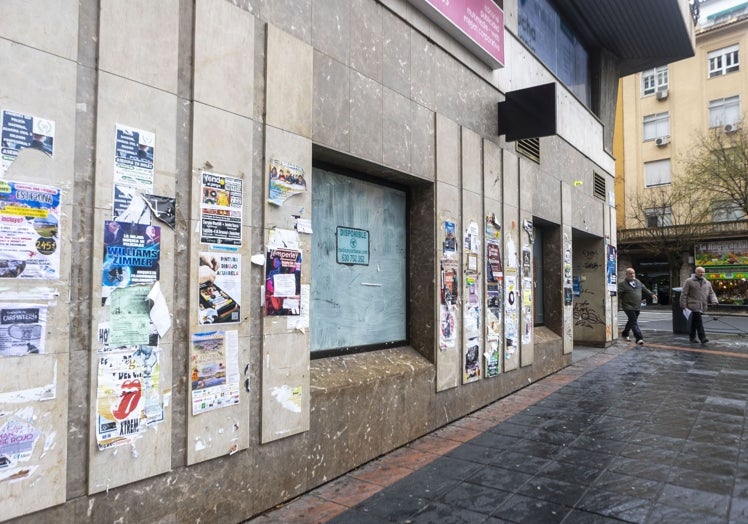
[
  {"x1": 679, "y1": 266, "x2": 718, "y2": 344},
  {"x1": 618, "y1": 267, "x2": 653, "y2": 345}
]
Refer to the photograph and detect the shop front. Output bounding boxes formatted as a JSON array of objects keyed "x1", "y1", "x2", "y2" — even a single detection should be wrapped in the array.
[{"x1": 696, "y1": 240, "x2": 748, "y2": 304}]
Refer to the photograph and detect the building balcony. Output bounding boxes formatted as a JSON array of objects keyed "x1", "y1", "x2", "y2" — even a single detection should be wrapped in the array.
[{"x1": 618, "y1": 219, "x2": 748, "y2": 245}]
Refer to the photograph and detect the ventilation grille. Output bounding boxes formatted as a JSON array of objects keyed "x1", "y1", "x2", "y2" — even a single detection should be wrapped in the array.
[
  {"x1": 515, "y1": 138, "x2": 540, "y2": 163},
  {"x1": 593, "y1": 173, "x2": 606, "y2": 200}
]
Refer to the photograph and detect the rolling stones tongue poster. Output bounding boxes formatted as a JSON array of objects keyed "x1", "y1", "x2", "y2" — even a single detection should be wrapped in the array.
[{"x1": 95, "y1": 345, "x2": 162, "y2": 450}]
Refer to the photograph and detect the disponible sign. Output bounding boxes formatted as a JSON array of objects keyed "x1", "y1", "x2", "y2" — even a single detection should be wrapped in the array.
[
  {"x1": 336, "y1": 227, "x2": 369, "y2": 265},
  {"x1": 408, "y1": 0, "x2": 504, "y2": 69}
]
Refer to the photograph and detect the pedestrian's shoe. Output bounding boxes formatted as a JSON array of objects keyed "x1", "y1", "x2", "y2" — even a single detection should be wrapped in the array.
[
  {"x1": 622, "y1": 335, "x2": 631, "y2": 341},
  {"x1": 637, "y1": 339, "x2": 644, "y2": 346},
  {"x1": 701, "y1": 339, "x2": 709, "y2": 344},
  {"x1": 689, "y1": 338, "x2": 697, "y2": 343}
]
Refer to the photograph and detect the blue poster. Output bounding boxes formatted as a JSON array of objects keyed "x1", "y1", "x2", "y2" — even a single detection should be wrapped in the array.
[{"x1": 102, "y1": 221, "x2": 160, "y2": 305}]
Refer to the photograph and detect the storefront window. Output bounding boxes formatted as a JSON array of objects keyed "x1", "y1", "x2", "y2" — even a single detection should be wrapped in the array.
[{"x1": 310, "y1": 166, "x2": 408, "y2": 356}]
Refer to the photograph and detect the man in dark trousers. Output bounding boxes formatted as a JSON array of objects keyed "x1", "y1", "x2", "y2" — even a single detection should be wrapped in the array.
[
  {"x1": 680, "y1": 266, "x2": 719, "y2": 344},
  {"x1": 618, "y1": 267, "x2": 653, "y2": 345}
]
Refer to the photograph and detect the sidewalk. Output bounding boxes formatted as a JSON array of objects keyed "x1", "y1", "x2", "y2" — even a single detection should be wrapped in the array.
[{"x1": 247, "y1": 332, "x2": 748, "y2": 523}]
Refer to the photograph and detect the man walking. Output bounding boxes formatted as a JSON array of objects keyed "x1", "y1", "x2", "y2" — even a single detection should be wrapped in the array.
[
  {"x1": 680, "y1": 266, "x2": 719, "y2": 344},
  {"x1": 618, "y1": 267, "x2": 653, "y2": 345}
]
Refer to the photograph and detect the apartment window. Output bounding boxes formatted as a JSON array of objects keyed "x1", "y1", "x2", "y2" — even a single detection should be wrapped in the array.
[
  {"x1": 713, "y1": 200, "x2": 746, "y2": 222},
  {"x1": 517, "y1": 0, "x2": 590, "y2": 105},
  {"x1": 642, "y1": 112, "x2": 670, "y2": 141},
  {"x1": 709, "y1": 95, "x2": 740, "y2": 127},
  {"x1": 708, "y1": 44, "x2": 739, "y2": 77},
  {"x1": 311, "y1": 166, "x2": 407, "y2": 355},
  {"x1": 644, "y1": 159, "x2": 671, "y2": 187},
  {"x1": 641, "y1": 66, "x2": 669, "y2": 96},
  {"x1": 645, "y1": 207, "x2": 673, "y2": 228}
]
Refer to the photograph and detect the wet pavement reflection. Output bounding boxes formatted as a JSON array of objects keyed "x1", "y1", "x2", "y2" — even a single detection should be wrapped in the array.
[{"x1": 249, "y1": 331, "x2": 748, "y2": 523}]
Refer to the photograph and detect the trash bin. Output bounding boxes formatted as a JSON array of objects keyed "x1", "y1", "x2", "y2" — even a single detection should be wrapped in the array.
[{"x1": 672, "y1": 287, "x2": 689, "y2": 334}]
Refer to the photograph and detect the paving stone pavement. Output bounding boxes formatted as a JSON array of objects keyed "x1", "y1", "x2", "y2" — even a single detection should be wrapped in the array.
[{"x1": 247, "y1": 331, "x2": 748, "y2": 523}]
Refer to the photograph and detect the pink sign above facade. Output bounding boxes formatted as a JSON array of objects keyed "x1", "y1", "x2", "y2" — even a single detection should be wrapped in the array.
[{"x1": 410, "y1": 0, "x2": 505, "y2": 68}]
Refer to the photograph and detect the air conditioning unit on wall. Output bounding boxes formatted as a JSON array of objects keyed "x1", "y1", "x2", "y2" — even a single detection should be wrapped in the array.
[
  {"x1": 655, "y1": 136, "x2": 670, "y2": 147},
  {"x1": 724, "y1": 123, "x2": 740, "y2": 133},
  {"x1": 656, "y1": 89, "x2": 669, "y2": 101}
]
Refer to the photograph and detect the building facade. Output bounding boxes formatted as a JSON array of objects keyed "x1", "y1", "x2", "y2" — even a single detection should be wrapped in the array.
[
  {"x1": 617, "y1": 0, "x2": 748, "y2": 303},
  {"x1": 0, "y1": 1, "x2": 692, "y2": 522}
]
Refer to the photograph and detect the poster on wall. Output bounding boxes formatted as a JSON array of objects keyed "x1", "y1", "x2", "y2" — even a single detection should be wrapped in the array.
[
  {"x1": 485, "y1": 214, "x2": 502, "y2": 377},
  {"x1": 198, "y1": 252, "x2": 241, "y2": 324},
  {"x1": 1, "y1": 110, "x2": 54, "y2": 174},
  {"x1": 0, "y1": 303, "x2": 47, "y2": 356},
  {"x1": 102, "y1": 221, "x2": 160, "y2": 305},
  {"x1": 440, "y1": 220, "x2": 459, "y2": 353},
  {"x1": 521, "y1": 246, "x2": 533, "y2": 345},
  {"x1": 200, "y1": 171, "x2": 243, "y2": 246},
  {"x1": 0, "y1": 417, "x2": 41, "y2": 481},
  {"x1": 0, "y1": 181, "x2": 61, "y2": 280},
  {"x1": 112, "y1": 124, "x2": 155, "y2": 221},
  {"x1": 109, "y1": 285, "x2": 153, "y2": 348},
  {"x1": 113, "y1": 124, "x2": 155, "y2": 189},
  {"x1": 505, "y1": 274, "x2": 519, "y2": 357},
  {"x1": 607, "y1": 244, "x2": 617, "y2": 295},
  {"x1": 265, "y1": 247, "x2": 301, "y2": 316},
  {"x1": 95, "y1": 344, "x2": 163, "y2": 450},
  {"x1": 190, "y1": 330, "x2": 240, "y2": 415},
  {"x1": 463, "y1": 221, "x2": 482, "y2": 383},
  {"x1": 267, "y1": 159, "x2": 307, "y2": 206},
  {"x1": 465, "y1": 336, "x2": 480, "y2": 380}
]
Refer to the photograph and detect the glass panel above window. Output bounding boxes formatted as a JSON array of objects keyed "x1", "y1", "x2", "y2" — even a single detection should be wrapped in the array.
[{"x1": 517, "y1": 0, "x2": 590, "y2": 106}]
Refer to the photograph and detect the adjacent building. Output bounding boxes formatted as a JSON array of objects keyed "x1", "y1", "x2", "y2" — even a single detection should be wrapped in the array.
[
  {"x1": 0, "y1": 1, "x2": 693, "y2": 521},
  {"x1": 617, "y1": 0, "x2": 748, "y2": 304}
]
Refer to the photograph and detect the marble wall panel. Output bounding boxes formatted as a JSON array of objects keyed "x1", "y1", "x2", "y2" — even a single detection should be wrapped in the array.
[
  {"x1": 266, "y1": 24, "x2": 313, "y2": 138},
  {"x1": 382, "y1": 87, "x2": 412, "y2": 173},
  {"x1": 383, "y1": 8, "x2": 411, "y2": 98},
  {"x1": 0, "y1": 0, "x2": 78, "y2": 60},
  {"x1": 462, "y1": 128, "x2": 482, "y2": 194},
  {"x1": 349, "y1": 70, "x2": 383, "y2": 163},
  {"x1": 312, "y1": 51, "x2": 351, "y2": 152},
  {"x1": 350, "y1": 0, "x2": 383, "y2": 83},
  {"x1": 99, "y1": 0, "x2": 179, "y2": 93},
  {"x1": 410, "y1": 103, "x2": 435, "y2": 181},
  {"x1": 194, "y1": 0, "x2": 254, "y2": 117},
  {"x1": 410, "y1": 30, "x2": 436, "y2": 111},
  {"x1": 311, "y1": 0, "x2": 350, "y2": 65},
  {"x1": 436, "y1": 114, "x2": 459, "y2": 187}
]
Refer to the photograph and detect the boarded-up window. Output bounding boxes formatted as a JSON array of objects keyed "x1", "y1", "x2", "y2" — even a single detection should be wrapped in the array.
[{"x1": 311, "y1": 167, "x2": 407, "y2": 354}]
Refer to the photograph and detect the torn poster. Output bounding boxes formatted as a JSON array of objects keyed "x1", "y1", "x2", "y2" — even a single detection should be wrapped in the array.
[
  {"x1": 147, "y1": 281, "x2": 171, "y2": 337},
  {"x1": 0, "y1": 417, "x2": 40, "y2": 480},
  {"x1": 95, "y1": 344, "x2": 162, "y2": 450},
  {"x1": 1, "y1": 110, "x2": 55, "y2": 174},
  {"x1": 0, "y1": 303, "x2": 47, "y2": 356},
  {"x1": 268, "y1": 159, "x2": 307, "y2": 206},
  {"x1": 141, "y1": 193, "x2": 176, "y2": 230},
  {"x1": 198, "y1": 252, "x2": 241, "y2": 325},
  {"x1": 190, "y1": 330, "x2": 240, "y2": 415},
  {"x1": 102, "y1": 221, "x2": 160, "y2": 305},
  {"x1": 0, "y1": 180, "x2": 61, "y2": 280},
  {"x1": 200, "y1": 171, "x2": 242, "y2": 246}
]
